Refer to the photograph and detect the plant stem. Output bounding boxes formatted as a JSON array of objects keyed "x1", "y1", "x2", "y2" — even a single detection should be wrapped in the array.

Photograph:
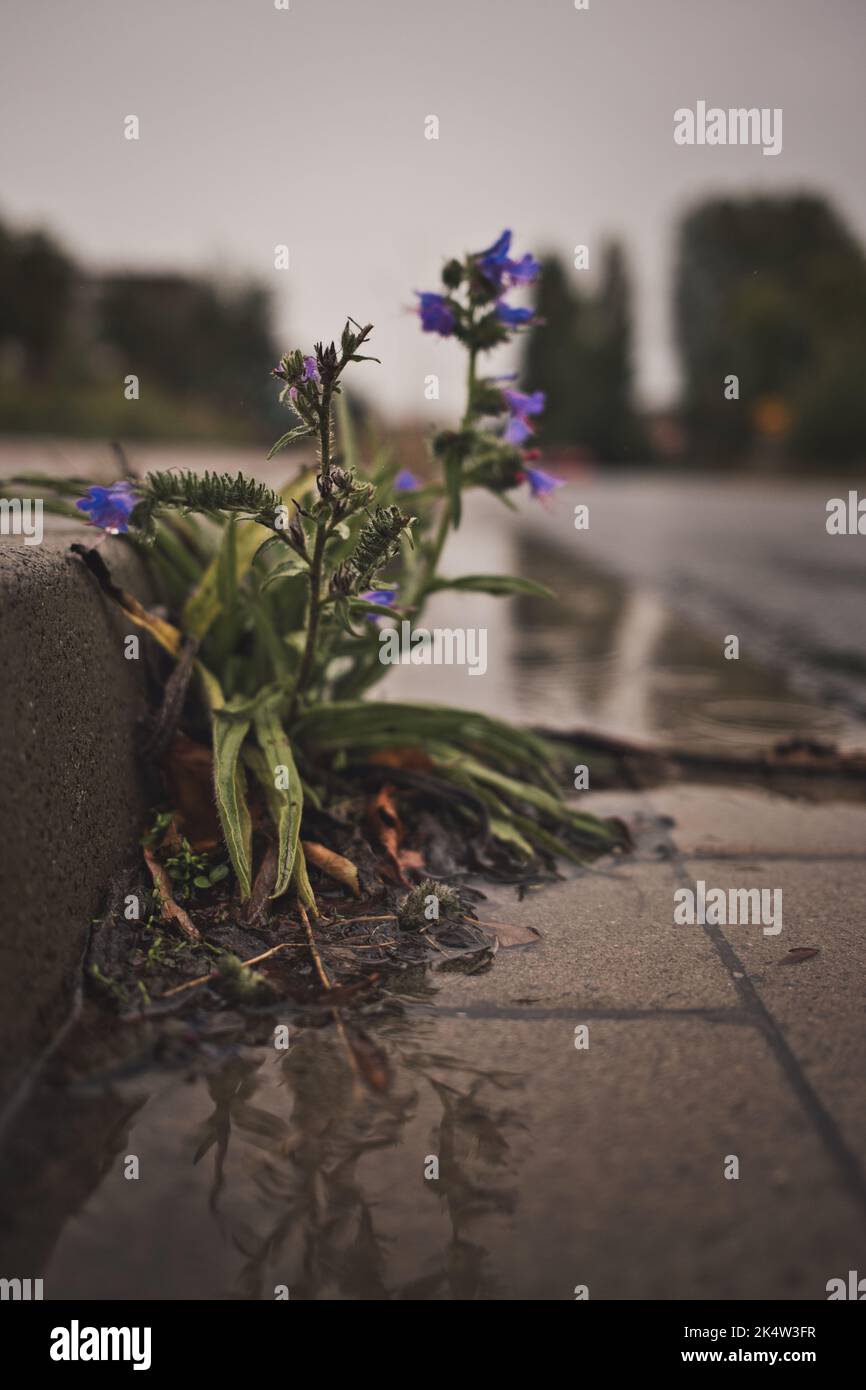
[
  {"x1": 289, "y1": 389, "x2": 334, "y2": 720},
  {"x1": 415, "y1": 340, "x2": 477, "y2": 602},
  {"x1": 289, "y1": 520, "x2": 326, "y2": 720}
]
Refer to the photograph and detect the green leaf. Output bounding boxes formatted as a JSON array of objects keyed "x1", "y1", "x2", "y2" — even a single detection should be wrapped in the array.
[
  {"x1": 209, "y1": 864, "x2": 229, "y2": 884},
  {"x1": 489, "y1": 817, "x2": 534, "y2": 860},
  {"x1": 251, "y1": 533, "x2": 287, "y2": 566},
  {"x1": 427, "y1": 574, "x2": 554, "y2": 599},
  {"x1": 193, "y1": 876, "x2": 211, "y2": 890},
  {"x1": 292, "y1": 841, "x2": 318, "y2": 915},
  {"x1": 183, "y1": 468, "x2": 317, "y2": 640},
  {"x1": 267, "y1": 425, "x2": 316, "y2": 460},
  {"x1": 293, "y1": 700, "x2": 554, "y2": 777},
  {"x1": 261, "y1": 560, "x2": 308, "y2": 592},
  {"x1": 253, "y1": 708, "x2": 303, "y2": 899},
  {"x1": 216, "y1": 515, "x2": 238, "y2": 608},
  {"x1": 211, "y1": 707, "x2": 254, "y2": 901}
]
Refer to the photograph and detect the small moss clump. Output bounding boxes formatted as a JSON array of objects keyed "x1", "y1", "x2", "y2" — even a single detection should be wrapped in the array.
[{"x1": 397, "y1": 878, "x2": 462, "y2": 932}]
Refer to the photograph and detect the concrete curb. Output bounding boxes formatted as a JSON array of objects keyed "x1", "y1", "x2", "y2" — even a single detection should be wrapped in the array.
[{"x1": 0, "y1": 538, "x2": 153, "y2": 1104}]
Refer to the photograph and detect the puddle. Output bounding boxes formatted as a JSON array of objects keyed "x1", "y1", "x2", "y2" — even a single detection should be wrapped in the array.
[
  {"x1": 2, "y1": 480, "x2": 865, "y2": 1299},
  {"x1": 506, "y1": 535, "x2": 866, "y2": 752},
  {"x1": 1, "y1": 998, "x2": 531, "y2": 1300}
]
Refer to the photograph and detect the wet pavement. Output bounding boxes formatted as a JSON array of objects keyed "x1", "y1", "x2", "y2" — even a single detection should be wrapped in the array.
[{"x1": 1, "y1": 457, "x2": 865, "y2": 1299}]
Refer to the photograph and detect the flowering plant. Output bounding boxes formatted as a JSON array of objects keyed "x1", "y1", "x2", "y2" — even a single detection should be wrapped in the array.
[{"x1": 18, "y1": 233, "x2": 620, "y2": 917}]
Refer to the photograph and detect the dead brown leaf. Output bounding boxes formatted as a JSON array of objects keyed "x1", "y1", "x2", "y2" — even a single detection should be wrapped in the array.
[
  {"x1": 245, "y1": 842, "x2": 278, "y2": 926},
  {"x1": 143, "y1": 845, "x2": 202, "y2": 942},
  {"x1": 368, "y1": 783, "x2": 424, "y2": 886},
  {"x1": 780, "y1": 946, "x2": 821, "y2": 964},
  {"x1": 161, "y1": 731, "x2": 222, "y2": 850},
  {"x1": 302, "y1": 841, "x2": 362, "y2": 898},
  {"x1": 476, "y1": 918, "x2": 540, "y2": 948}
]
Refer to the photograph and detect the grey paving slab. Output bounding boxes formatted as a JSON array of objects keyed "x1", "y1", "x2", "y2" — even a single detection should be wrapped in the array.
[
  {"x1": 684, "y1": 857, "x2": 866, "y2": 1166},
  {"x1": 433, "y1": 858, "x2": 740, "y2": 1013},
  {"x1": 649, "y1": 783, "x2": 866, "y2": 858}
]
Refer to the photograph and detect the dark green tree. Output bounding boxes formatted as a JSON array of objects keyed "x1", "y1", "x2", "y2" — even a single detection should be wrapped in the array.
[
  {"x1": 522, "y1": 244, "x2": 645, "y2": 462},
  {"x1": 0, "y1": 225, "x2": 75, "y2": 378},
  {"x1": 674, "y1": 194, "x2": 866, "y2": 465}
]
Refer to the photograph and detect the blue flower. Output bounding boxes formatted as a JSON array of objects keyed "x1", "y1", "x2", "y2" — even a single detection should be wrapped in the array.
[
  {"x1": 505, "y1": 253, "x2": 541, "y2": 285},
  {"x1": 474, "y1": 230, "x2": 540, "y2": 291},
  {"x1": 75, "y1": 480, "x2": 138, "y2": 533},
  {"x1": 495, "y1": 302, "x2": 534, "y2": 328},
  {"x1": 502, "y1": 388, "x2": 545, "y2": 444},
  {"x1": 360, "y1": 587, "x2": 398, "y2": 622},
  {"x1": 521, "y1": 465, "x2": 563, "y2": 500},
  {"x1": 416, "y1": 292, "x2": 456, "y2": 336},
  {"x1": 394, "y1": 469, "x2": 419, "y2": 492},
  {"x1": 361, "y1": 588, "x2": 398, "y2": 607}
]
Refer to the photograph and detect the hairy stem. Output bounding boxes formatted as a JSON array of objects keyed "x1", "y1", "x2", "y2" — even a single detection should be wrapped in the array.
[
  {"x1": 289, "y1": 394, "x2": 334, "y2": 719},
  {"x1": 414, "y1": 339, "x2": 477, "y2": 602}
]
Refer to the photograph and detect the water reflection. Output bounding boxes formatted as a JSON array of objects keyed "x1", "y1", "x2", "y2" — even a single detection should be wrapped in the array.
[
  {"x1": 1, "y1": 1010, "x2": 527, "y2": 1300},
  {"x1": 510, "y1": 538, "x2": 860, "y2": 750}
]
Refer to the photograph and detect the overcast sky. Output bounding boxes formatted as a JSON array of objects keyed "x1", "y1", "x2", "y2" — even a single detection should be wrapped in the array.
[{"x1": 2, "y1": 0, "x2": 865, "y2": 420}]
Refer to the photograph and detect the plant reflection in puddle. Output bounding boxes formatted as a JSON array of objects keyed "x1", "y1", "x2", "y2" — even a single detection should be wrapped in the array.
[{"x1": 189, "y1": 1013, "x2": 525, "y2": 1301}]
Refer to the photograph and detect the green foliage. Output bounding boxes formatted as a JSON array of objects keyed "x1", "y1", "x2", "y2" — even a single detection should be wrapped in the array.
[
  {"x1": 674, "y1": 194, "x2": 866, "y2": 465},
  {"x1": 37, "y1": 278, "x2": 623, "y2": 900},
  {"x1": 0, "y1": 213, "x2": 287, "y2": 441},
  {"x1": 523, "y1": 244, "x2": 646, "y2": 462}
]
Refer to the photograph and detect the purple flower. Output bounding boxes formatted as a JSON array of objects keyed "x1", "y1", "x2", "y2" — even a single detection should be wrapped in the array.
[
  {"x1": 502, "y1": 388, "x2": 545, "y2": 445},
  {"x1": 394, "y1": 469, "x2": 419, "y2": 492},
  {"x1": 521, "y1": 466, "x2": 564, "y2": 500},
  {"x1": 303, "y1": 355, "x2": 319, "y2": 383},
  {"x1": 416, "y1": 292, "x2": 456, "y2": 336},
  {"x1": 473, "y1": 230, "x2": 540, "y2": 291},
  {"x1": 359, "y1": 587, "x2": 398, "y2": 622},
  {"x1": 75, "y1": 480, "x2": 138, "y2": 534},
  {"x1": 474, "y1": 229, "x2": 513, "y2": 288},
  {"x1": 495, "y1": 302, "x2": 534, "y2": 328},
  {"x1": 361, "y1": 588, "x2": 398, "y2": 607},
  {"x1": 505, "y1": 253, "x2": 541, "y2": 285}
]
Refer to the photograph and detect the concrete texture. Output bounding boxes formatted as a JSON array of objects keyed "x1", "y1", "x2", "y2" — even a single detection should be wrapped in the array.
[
  {"x1": 6, "y1": 782, "x2": 861, "y2": 1302},
  {"x1": 0, "y1": 533, "x2": 153, "y2": 1107}
]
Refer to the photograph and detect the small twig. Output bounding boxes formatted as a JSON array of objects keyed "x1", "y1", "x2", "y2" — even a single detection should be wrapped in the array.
[
  {"x1": 299, "y1": 904, "x2": 366, "y2": 1093},
  {"x1": 299, "y1": 903, "x2": 332, "y2": 992},
  {"x1": 160, "y1": 941, "x2": 299, "y2": 998},
  {"x1": 420, "y1": 929, "x2": 451, "y2": 958},
  {"x1": 331, "y1": 913, "x2": 397, "y2": 926}
]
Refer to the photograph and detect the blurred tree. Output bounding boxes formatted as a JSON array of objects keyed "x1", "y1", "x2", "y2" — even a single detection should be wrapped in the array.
[
  {"x1": 0, "y1": 226, "x2": 75, "y2": 378},
  {"x1": 522, "y1": 243, "x2": 646, "y2": 462},
  {"x1": 0, "y1": 212, "x2": 286, "y2": 440},
  {"x1": 674, "y1": 195, "x2": 866, "y2": 466},
  {"x1": 98, "y1": 274, "x2": 280, "y2": 426},
  {"x1": 523, "y1": 257, "x2": 579, "y2": 446}
]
